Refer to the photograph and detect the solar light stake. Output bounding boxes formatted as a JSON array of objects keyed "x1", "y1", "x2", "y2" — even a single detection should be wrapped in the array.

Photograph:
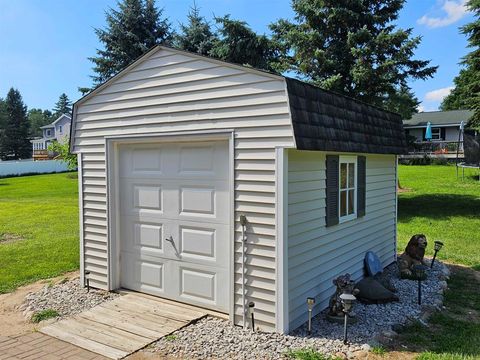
[
  {"x1": 306, "y1": 297, "x2": 315, "y2": 335},
  {"x1": 413, "y1": 265, "x2": 427, "y2": 305},
  {"x1": 85, "y1": 271, "x2": 91, "y2": 293},
  {"x1": 431, "y1": 241, "x2": 444, "y2": 269},
  {"x1": 248, "y1": 302, "x2": 255, "y2": 331},
  {"x1": 339, "y1": 293, "x2": 356, "y2": 344}
]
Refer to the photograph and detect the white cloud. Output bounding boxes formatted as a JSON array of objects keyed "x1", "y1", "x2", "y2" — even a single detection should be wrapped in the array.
[
  {"x1": 418, "y1": 0, "x2": 469, "y2": 28},
  {"x1": 424, "y1": 86, "x2": 454, "y2": 102}
]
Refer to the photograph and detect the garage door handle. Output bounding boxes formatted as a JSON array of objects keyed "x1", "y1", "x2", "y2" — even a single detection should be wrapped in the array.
[{"x1": 165, "y1": 236, "x2": 174, "y2": 243}]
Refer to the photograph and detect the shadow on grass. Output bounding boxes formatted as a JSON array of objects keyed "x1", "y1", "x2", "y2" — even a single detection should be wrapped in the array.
[
  {"x1": 399, "y1": 194, "x2": 480, "y2": 221},
  {"x1": 392, "y1": 266, "x2": 480, "y2": 359}
]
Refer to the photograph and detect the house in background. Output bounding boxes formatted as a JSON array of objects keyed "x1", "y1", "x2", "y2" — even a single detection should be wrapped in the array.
[
  {"x1": 403, "y1": 110, "x2": 473, "y2": 157},
  {"x1": 31, "y1": 113, "x2": 71, "y2": 160},
  {"x1": 70, "y1": 46, "x2": 406, "y2": 333}
]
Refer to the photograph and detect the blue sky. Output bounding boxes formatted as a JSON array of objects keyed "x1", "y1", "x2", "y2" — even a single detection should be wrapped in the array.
[{"x1": 0, "y1": 0, "x2": 474, "y2": 114}]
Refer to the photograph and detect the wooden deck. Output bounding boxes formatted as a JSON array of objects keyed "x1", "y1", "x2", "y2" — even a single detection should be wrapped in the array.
[{"x1": 40, "y1": 292, "x2": 212, "y2": 359}]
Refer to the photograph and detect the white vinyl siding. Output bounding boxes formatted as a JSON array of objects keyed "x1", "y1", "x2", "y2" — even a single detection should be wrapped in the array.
[
  {"x1": 287, "y1": 150, "x2": 396, "y2": 331},
  {"x1": 73, "y1": 47, "x2": 295, "y2": 331}
]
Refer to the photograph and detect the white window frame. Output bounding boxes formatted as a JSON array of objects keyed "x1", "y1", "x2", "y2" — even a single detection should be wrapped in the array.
[
  {"x1": 59, "y1": 125, "x2": 63, "y2": 134},
  {"x1": 46, "y1": 129, "x2": 51, "y2": 137},
  {"x1": 431, "y1": 127, "x2": 441, "y2": 141},
  {"x1": 339, "y1": 155, "x2": 357, "y2": 223}
]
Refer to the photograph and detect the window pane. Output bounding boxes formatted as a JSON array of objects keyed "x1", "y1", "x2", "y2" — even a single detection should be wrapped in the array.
[
  {"x1": 340, "y1": 190, "x2": 347, "y2": 217},
  {"x1": 340, "y1": 163, "x2": 347, "y2": 189},
  {"x1": 348, "y1": 163, "x2": 355, "y2": 188},
  {"x1": 348, "y1": 190, "x2": 355, "y2": 215}
]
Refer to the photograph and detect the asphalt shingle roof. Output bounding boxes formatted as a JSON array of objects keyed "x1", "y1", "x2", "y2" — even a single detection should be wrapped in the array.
[
  {"x1": 285, "y1": 78, "x2": 407, "y2": 155},
  {"x1": 403, "y1": 110, "x2": 473, "y2": 127}
]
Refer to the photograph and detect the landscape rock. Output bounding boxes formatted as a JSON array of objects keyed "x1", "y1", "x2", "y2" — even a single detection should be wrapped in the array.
[
  {"x1": 23, "y1": 277, "x2": 119, "y2": 320},
  {"x1": 147, "y1": 262, "x2": 447, "y2": 359}
]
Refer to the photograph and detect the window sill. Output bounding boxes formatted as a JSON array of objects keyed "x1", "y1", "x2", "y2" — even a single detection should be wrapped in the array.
[{"x1": 339, "y1": 214, "x2": 357, "y2": 224}]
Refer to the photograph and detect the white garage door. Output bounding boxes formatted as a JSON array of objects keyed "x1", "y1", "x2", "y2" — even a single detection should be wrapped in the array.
[{"x1": 118, "y1": 140, "x2": 230, "y2": 312}]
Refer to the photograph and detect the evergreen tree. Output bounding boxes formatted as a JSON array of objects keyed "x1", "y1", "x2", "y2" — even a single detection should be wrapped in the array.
[
  {"x1": 28, "y1": 108, "x2": 54, "y2": 137},
  {"x1": 53, "y1": 93, "x2": 72, "y2": 117},
  {"x1": 0, "y1": 99, "x2": 6, "y2": 130},
  {"x1": 210, "y1": 15, "x2": 280, "y2": 72},
  {"x1": 174, "y1": 2, "x2": 217, "y2": 55},
  {"x1": 441, "y1": 0, "x2": 480, "y2": 127},
  {"x1": 0, "y1": 88, "x2": 30, "y2": 160},
  {"x1": 89, "y1": 0, "x2": 173, "y2": 85},
  {"x1": 270, "y1": 0, "x2": 437, "y2": 117}
]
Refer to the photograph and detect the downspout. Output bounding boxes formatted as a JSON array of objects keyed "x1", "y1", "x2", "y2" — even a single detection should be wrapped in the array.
[{"x1": 239, "y1": 214, "x2": 248, "y2": 328}]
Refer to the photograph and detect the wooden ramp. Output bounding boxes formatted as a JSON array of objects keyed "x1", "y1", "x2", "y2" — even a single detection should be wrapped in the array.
[{"x1": 40, "y1": 292, "x2": 208, "y2": 359}]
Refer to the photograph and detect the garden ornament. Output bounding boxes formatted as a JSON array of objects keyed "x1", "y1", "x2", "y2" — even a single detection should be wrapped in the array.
[
  {"x1": 397, "y1": 234, "x2": 428, "y2": 278},
  {"x1": 327, "y1": 274, "x2": 359, "y2": 323}
]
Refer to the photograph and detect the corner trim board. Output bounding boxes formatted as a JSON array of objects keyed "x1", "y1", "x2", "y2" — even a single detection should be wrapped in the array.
[{"x1": 275, "y1": 147, "x2": 289, "y2": 333}]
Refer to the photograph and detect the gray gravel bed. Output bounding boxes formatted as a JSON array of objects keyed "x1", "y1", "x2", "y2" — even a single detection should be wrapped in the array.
[
  {"x1": 148, "y1": 261, "x2": 449, "y2": 359},
  {"x1": 22, "y1": 277, "x2": 119, "y2": 320}
]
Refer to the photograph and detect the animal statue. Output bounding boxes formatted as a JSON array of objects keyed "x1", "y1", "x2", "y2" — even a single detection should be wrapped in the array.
[
  {"x1": 398, "y1": 234, "x2": 428, "y2": 277},
  {"x1": 328, "y1": 273, "x2": 360, "y2": 317}
]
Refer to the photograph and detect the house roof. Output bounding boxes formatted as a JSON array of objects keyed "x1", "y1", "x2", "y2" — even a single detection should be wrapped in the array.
[
  {"x1": 40, "y1": 113, "x2": 72, "y2": 129},
  {"x1": 285, "y1": 78, "x2": 407, "y2": 154},
  {"x1": 72, "y1": 45, "x2": 407, "y2": 155},
  {"x1": 403, "y1": 109, "x2": 473, "y2": 127}
]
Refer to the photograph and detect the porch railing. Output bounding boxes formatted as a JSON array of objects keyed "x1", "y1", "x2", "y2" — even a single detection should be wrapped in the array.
[{"x1": 407, "y1": 141, "x2": 463, "y2": 155}]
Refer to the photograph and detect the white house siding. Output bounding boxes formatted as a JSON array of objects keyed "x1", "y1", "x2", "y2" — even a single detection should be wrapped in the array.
[
  {"x1": 72, "y1": 47, "x2": 295, "y2": 331},
  {"x1": 286, "y1": 150, "x2": 396, "y2": 331},
  {"x1": 407, "y1": 126, "x2": 460, "y2": 142}
]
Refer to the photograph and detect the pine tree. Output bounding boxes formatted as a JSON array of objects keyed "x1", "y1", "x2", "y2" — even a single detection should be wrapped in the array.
[
  {"x1": 89, "y1": 0, "x2": 173, "y2": 85},
  {"x1": 0, "y1": 88, "x2": 30, "y2": 160},
  {"x1": 270, "y1": 0, "x2": 437, "y2": 117},
  {"x1": 210, "y1": 15, "x2": 280, "y2": 72},
  {"x1": 441, "y1": 0, "x2": 480, "y2": 127},
  {"x1": 53, "y1": 93, "x2": 72, "y2": 117},
  {"x1": 174, "y1": 2, "x2": 217, "y2": 55}
]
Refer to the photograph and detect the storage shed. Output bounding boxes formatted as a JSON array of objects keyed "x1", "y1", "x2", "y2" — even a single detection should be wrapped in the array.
[{"x1": 70, "y1": 46, "x2": 407, "y2": 333}]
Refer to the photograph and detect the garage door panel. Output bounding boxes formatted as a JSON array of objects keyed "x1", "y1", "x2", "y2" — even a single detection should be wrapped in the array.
[{"x1": 118, "y1": 140, "x2": 229, "y2": 313}]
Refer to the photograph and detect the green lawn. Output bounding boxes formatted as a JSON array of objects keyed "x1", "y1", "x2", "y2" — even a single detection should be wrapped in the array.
[
  {"x1": 396, "y1": 165, "x2": 480, "y2": 360},
  {"x1": 397, "y1": 165, "x2": 480, "y2": 270},
  {"x1": 0, "y1": 172, "x2": 79, "y2": 293}
]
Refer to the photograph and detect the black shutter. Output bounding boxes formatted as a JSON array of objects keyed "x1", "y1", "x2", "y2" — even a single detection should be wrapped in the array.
[
  {"x1": 441, "y1": 127, "x2": 446, "y2": 140},
  {"x1": 326, "y1": 155, "x2": 339, "y2": 227},
  {"x1": 357, "y1": 156, "x2": 366, "y2": 217}
]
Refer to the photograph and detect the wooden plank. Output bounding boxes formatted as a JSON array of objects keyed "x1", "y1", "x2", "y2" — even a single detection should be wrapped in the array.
[
  {"x1": 41, "y1": 325, "x2": 128, "y2": 360},
  {"x1": 78, "y1": 308, "x2": 160, "y2": 340},
  {"x1": 113, "y1": 295, "x2": 205, "y2": 320},
  {"x1": 98, "y1": 301, "x2": 191, "y2": 328},
  {"x1": 72, "y1": 315, "x2": 152, "y2": 345},
  {"x1": 125, "y1": 291, "x2": 229, "y2": 320},
  {"x1": 47, "y1": 318, "x2": 141, "y2": 353},
  {"x1": 120, "y1": 294, "x2": 206, "y2": 319},
  {"x1": 86, "y1": 304, "x2": 184, "y2": 333}
]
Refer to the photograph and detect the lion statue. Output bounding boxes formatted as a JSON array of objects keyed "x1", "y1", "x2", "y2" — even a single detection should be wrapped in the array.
[
  {"x1": 398, "y1": 234, "x2": 428, "y2": 278},
  {"x1": 328, "y1": 273, "x2": 360, "y2": 318}
]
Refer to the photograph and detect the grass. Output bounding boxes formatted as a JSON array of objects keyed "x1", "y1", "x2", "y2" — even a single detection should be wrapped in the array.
[
  {"x1": 396, "y1": 266, "x2": 480, "y2": 359},
  {"x1": 285, "y1": 348, "x2": 339, "y2": 360},
  {"x1": 398, "y1": 165, "x2": 480, "y2": 270},
  {"x1": 372, "y1": 346, "x2": 387, "y2": 356},
  {"x1": 394, "y1": 165, "x2": 480, "y2": 360},
  {"x1": 31, "y1": 309, "x2": 59, "y2": 323},
  {"x1": 0, "y1": 173, "x2": 79, "y2": 294}
]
